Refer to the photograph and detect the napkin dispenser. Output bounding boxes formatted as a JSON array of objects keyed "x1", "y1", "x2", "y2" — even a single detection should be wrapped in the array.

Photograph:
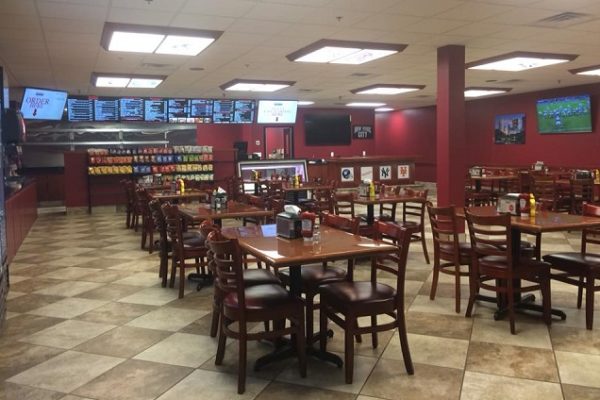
[
  {"x1": 276, "y1": 205, "x2": 302, "y2": 239},
  {"x1": 574, "y1": 169, "x2": 592, "y2": 179},
  {"x1": 211, "y1": 194, "x2": 228, "y2": 209},
  {"x1": 497, "y1": 193, "x2": 520, "y2": 216}
]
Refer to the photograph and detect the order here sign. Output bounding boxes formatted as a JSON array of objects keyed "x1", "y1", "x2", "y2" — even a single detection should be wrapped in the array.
[{"x1": 20, "y1": 88, "x2": 68, "y2": 120}]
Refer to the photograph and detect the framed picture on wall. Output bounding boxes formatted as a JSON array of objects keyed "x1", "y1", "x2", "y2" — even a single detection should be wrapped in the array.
[
  {"x1": 353, "y1": 125, "x2": 373, "y2": 139},
  {"x1": 494, "y1": 113, "x2": 525, "y2": 144}
]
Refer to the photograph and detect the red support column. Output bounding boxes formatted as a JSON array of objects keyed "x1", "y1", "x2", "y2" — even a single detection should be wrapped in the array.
[{"x1": 436, "y1": 45, "x2": 466, "y2": 207}]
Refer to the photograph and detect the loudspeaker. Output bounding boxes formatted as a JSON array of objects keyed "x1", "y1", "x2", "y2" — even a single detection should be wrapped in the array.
[{"x1": 233, "y1": 141, "x2": 248, "y2": 161}]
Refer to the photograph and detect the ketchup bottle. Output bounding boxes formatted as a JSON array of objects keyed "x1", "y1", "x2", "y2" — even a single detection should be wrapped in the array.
[{"x1": 300, "y1": 211, "x2": 316, "y2": 239}]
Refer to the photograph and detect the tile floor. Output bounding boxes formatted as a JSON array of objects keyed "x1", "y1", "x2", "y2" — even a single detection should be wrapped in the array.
[{"x1": 1, "y1": 206, "x2": 600, "y2": 400}]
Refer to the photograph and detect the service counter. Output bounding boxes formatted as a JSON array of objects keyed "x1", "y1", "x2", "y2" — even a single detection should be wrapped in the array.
[{"x1": 5, "y1": 180, "x2": 38, "y2": 263}]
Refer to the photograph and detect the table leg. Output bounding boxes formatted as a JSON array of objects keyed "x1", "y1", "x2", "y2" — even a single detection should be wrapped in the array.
[{"x1": 367, "y1": 204, "x2": 374, "y2": 225}]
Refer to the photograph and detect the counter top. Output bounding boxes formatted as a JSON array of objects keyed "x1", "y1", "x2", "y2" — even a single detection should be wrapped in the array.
[{"x1": 323, "y1": 155, "x2": 419, "y2": 163}]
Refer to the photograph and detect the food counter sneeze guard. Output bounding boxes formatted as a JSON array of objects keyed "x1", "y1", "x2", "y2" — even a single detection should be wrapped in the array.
[{"x1": 237, "y1": 159, "x2": 309, "y2": 185}]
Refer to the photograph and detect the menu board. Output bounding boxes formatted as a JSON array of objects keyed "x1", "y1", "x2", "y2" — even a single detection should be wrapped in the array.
[
  {"x1": 168, "y1": 99, "x2": 190, "y2": 123},
  {"x1": 94, "y1": 98, "x2": 119, "y2": 121},
  {"x1": 190, "y1": 99, "x2": 213, "y2": 123},
  {"x1": 233, "y1": 100, "x2": 255, "y2": 124},
  {"x1": 213, "y1": 99, "x2": 234, "y2": 123},
  {"x1": 67, "y1": 97, "x2": 94, "y2": 121},
  {"x1": 119, "y1": 98, "x2": 144, "y2": 121},
  {"x1": 144, "y1": 99, "x2": 168, "y2": 122}
]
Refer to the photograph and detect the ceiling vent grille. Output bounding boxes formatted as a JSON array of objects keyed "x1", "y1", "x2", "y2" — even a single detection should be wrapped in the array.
[
  {"x1": 350, "y1": 72, "x2": 374, "y2": 77},
  {"x1": 141, "y1": 62, "x2": 172, "y2": 68},
  {"x1": 534, "y1": 12, "x2": 594, "y2": 27},
  {"x1": 299, "y1": 88, "x2": 321, "y2": 93}
]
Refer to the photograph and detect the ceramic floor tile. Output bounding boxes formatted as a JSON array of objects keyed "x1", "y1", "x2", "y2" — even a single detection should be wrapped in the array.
[
  {"x1": 460, "y1": 371, "x2": 563, "y2": 400},
  {"x1": 45, "y1": 257, "x2": 101, "y2": 268},
  {"x1": 6, "y1": 275, "x2": 30, "y2": 283},
  {"x1": 0, "y1": 342, "x2": 64, "y2": 381},
  {"x1": 34, "y1": 281, "x2": 105, "y2": 297},
  {"x1": 550, "y1": 325, "x2": 600, "y2": 355},
  {"x1": 133, "y1": 332, "x2": 217, "y2": 367},
  {"x1": 126, "y1": 307, "x2": 208, "y2": 332},
  {"x1": 0, "y1": 382, "x2": 64, "y2": 400},
  {"x1": 112, "y1": 272, "x2": 162, "y2": 287},
  {"x1": 156, "y1": 369, "x2": 269, "y2": 400},
  {"x1": 562, "y1": 384, "x2": 600, "y2": 400},
  {"x1": 361, "y1": 360, "x2": 462, "y2": 400},
  {"x1": 383, "y1": 333, "x2": 468, "y2": 369},
  {"x1": 20, "y1": 320, "x2": 116, "y2": 349},
  {"x1": 117, "y1": 287, "x2": 184, "y2": 306},
  {"x1": 470, "y1": 318, "x2": 552, "y2": 349},
  {"x1": 74, "y1": 326, "x2": 170, "y2": 358},
  {"x1": 405, "y1": 311, "x2": 473, "y2": 340},
  {"x1": 78, "y1": 270, "x2": 133, "y2": 284},
  {"x1": 555, "y1": 351, "x2": 600, "y2": 388},
  {"x1": 75, "y1": 302, "x2": 156, "y2": 325},
  {"x1": 76, "y1": 284, "x2": 143, "y2": 301},
  {"x1": 39, "y1": 267, "x2": 101, "y2": 281},
  {"x1": 6, "y1": 291, "x2": 26, "y2": 300},
  {"x1": 255, "y1": 382, "x2": 355, "y2": 400},
  {"x1": 27, "y1": 298, "x2": 109, "y2": 319},
  {"x1": 7, "y1": 351, "x2": 124, "y2": 393},
  {"x1": 0, "y1": 314, "x2": 65, "y2": 342},
  {"x1": 408, "y1": 295, "x2": 465, "y2": 316},
  {"x1": 59, "y1": 395, "x2": 95, "y2": 400},
  {"x1": 9, "y1": 278, "x2": 64, "y2": 293},
  {"x1": 73, "y1": 359, "x2": 192, "y2": 400}
]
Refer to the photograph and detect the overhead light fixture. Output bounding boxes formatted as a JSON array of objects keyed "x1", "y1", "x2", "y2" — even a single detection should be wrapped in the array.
[
  {"x1": 464, "y1": 87, "x2": 512, "y2": 98},
  {"x1": 375, "y1": 107, "x2": 394, "y2": 112},
  {"x1": 287, "y1": 39, "x2": 406, "y2": 65},
  {"x1": 297, "y1": 101, "x2": 315, "y2": 106},
  {"x1": 466, "y1": 51, "x2": 577, "y2": 72},
  {"x1": 101, "y1": 22, "x2": 223, "y2": 56},
  {"x1": 569, "y1": 65, "x2": 600, "y2": 76},
  {"x1": 351, "y1": 84, "x2": 425, "y2": 95},
  {"x1": 220, "y1": 79, "x2": 295, "y2": 92},
  {"x1": 346, "y1": 102, "x2": 386, "y2": 108},
  {"x1": 91, "y1": 73, "x2": 166, "y2": 88}
]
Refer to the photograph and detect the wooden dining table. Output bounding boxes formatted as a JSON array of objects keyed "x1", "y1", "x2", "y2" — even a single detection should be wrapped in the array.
[
  {"x1": 351, "y1": 192, "x2": 424, "y2": 225},
  {"x1": 178, "y1": 201, "x2": 273, "y2": 226},
  {"x1": 221, "y1": 223, "x2": 398, "y2": 369},
  {"x1": 148, "y1": 188, "x2": 209, "y2": 202},
  {"x1": 469, "y1": 174, "x2": 519, "y2": 192}
]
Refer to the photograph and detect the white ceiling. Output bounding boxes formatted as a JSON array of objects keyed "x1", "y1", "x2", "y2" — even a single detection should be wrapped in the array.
[{"x1": 1, "y1": 0, "x2": 600, "y2": 109}]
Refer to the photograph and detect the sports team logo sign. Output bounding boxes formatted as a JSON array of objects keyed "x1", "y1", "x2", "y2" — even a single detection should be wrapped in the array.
[
  {"x1": 398, "y1": 165, "x2": 410, "y2": 179},
  {"x1": 341, "y1": 167, "x2": 354, "y2": 182},
  {"x1": 379, "y1": 165, "x2": 391, "y2": 180}
]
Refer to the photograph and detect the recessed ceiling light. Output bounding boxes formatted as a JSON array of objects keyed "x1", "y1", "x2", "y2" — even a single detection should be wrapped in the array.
[
  {"x1": 91, "y1": 73, "x2": 166, "y2": 88},
  {"x1": 464, "y1": 87, "x2": 511, "y2": 98},
  {"x1": 466, "y1": 51, "x2": 577, "y2": 71},
  {"x1": 297, "y1": 101, "x2": 315, "y2": 106},
  {"x1": 346, "y1": 102, "x2": 386, "y2": 107},
  {"x1": 569, "y1": 65, "x2": 600, "y2": 76},
  {"x1": 287, "y1": 39, "x2": 406, "y2": 65},
  {"x1": 220, "y1": 79, "x2": 295, "y2": 92},
  {"x1": 351, "y1": 84, "x2": 425, "y2": 95},
  {"x1": 375, "y1": 107, "x2": 394, "y2": 112},
  {"x1": 101, "y1": 22, "x2": 223, "y2": 56}
]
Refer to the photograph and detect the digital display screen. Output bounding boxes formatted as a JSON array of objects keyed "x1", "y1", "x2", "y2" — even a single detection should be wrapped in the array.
[
  {"x1": 20, "y1": 87, "x2": 68, "y2": 120},
  {"x1": 67, "y1": 97, "x2": 94, "y2": 121},
  {"x1": 119, "y1": 98, "x2": 144, "y2": 121},
  {"x1": 144, "y1": 98, "x2": 168, "y2": 122},
  {"x1": 536, "y1": 95, "x2": 592, "y2": 134},
  {"x1": 168, "y1": 98, "x2": 190, "y2": 123},
  {"x1": 257, "y1": 100, "x2": 298, "y2": 123},
  {"x1": 94, "y1": 98, "x2": 119, "y2": 121},
  {"x1": 233, "y1": 100, "x2": 255, "y2": 123},
  {"x1": 190, "y1": 99, "x2": 213, "y2": 123},
  {"x1": 213, "y1": 99, "x2": 234, "y2": 123}
]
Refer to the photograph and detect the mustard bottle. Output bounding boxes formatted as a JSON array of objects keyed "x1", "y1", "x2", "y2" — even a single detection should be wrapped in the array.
[
  {"x1": 529, "y1": 193, "x2": 536, "y2": 218},
  {"x1": 369, "y1": 181, "x2": 375, "y2": 197}
]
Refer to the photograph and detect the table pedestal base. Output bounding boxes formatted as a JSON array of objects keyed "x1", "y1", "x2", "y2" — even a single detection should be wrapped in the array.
[
  {"x1": 475, "y1": 293, "x2": 567, "y2": 321},
  {"x1": 188, "y1": 272, "x2": 213, "y2": 291},
  {"x1": 254, "y1": 336, "x2": 343, "y2": 371}
]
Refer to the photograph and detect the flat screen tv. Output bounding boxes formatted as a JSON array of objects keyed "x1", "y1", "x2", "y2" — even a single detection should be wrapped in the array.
[
  {"x1": 256, "y1": 100, "x2": 297, "y2": 123},
  {"x1": 304, "y1": 113, "x2": 351, "y2": 145},
  {"x1": 20, "y1": 87, "x2": 67, "y2": 120},
  {"x1": 536, "y1": 95, "x2": 592, "y2": 134}
]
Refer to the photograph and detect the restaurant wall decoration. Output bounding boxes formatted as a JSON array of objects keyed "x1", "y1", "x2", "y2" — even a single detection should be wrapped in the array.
[
  {"x1": 494, "y1": 113, "x2": 525, "y2": 144},
  {"x1": 379, "y1": 165, "x2": 392, "y2": 180},
  {"x1": 360, "y1": 166, "x2": 373, "y2": 181},
  {"x1": 353, "y1": 125, "x2": 373, "y2": 139},
  {"x1": 341, "y1": 167, "x2": 354, "y2": 182},
  {"x1": 398, "y1": 165, "x2": 410, "y2": 179}
]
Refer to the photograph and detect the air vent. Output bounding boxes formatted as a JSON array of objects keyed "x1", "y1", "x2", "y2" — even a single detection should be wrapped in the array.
[
  {"x1": 350, "y1": 72, "x2": 373, "y2": 77},
  {"x1": 534, "y1": 12, "x2": 594, "y2": 27},
  {"x1": 497, "y1": 79, "x2": 524, "y2": 84},
  {"x1": 141, "y1": 62, "x2": 171, "y2": 68},
  {"x1": 299, "y1": 88, "x2": 321, "y2": 93},
  {"x1": 416, "y1": 95, "x2": 430, "y2": 98}
]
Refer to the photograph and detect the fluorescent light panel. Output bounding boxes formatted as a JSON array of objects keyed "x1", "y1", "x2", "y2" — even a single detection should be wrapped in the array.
[
  {"x1": 375, "y1": 107, "x2": 394, "y2": 112},
  {"x1": 220, "y1": 79, "x2": 295, "y2": 93},
  {"x1": 155, "y1": 36, "x2": 215, "y2": 56},
  {"x1": 466, "y1": 51, "x2": 577, "y2": 72},
  {"x1": 297, "y1": 101, "x2": 314, "y2": 106},
  {"x1": 108, "y1": 31, "x2": 164, "y2": 53},
  {"x1": 351, "y1": 84, "x2": 425, "y2": 95},
  {"x1": 287, "y1": 39, "x2": 406, "y2": 65},
  {"x1": 92, "y1": 73, "x2": 165, "y2": 88},
  {"x1": 346, "y1": 102, "x2": 386, "y2": 107},
  {"x1": 464, "y1": 87, "x2": 511, "y2": 98},
  {"x1": 95, "y1": 76, "x2": 130, "y2": 88},
  {"x1": 569, "y1": 65, "x2": 600, "y2": 76}
]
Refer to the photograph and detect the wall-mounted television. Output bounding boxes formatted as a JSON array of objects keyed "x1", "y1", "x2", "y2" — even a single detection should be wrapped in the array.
[
  {"x1": 536, "y1": 94, "x2": 592, "y2": 134},
  {"x1": 20, "y1": 87, "x2": 67, "y2": 120},
  {"x1": 257, "y1": 100, "x2": 297, "y2": 123},
  {"x1": 304, "y1": 113, "x2": 352, "y2": 145}
]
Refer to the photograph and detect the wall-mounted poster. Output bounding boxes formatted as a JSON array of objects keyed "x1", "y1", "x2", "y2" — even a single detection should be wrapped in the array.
[
  {"x1": 398, "y1": 165, "x2": 410, "y2": 179},
  {"x1": 379, "y1": 165, "x2": 392, "y2": 180},
  {"x1": 494, "y1": 113, "x2": 525, "y2": 144},
  {"x1": 353, "y1": 125, "x2": 373, "y2": 139},
  {"x1": 341, "y1": 167, "x2": 354, "y2": 182},
  {"x1": 360, "y1": 166, "x2": 373, "y2": 181}
]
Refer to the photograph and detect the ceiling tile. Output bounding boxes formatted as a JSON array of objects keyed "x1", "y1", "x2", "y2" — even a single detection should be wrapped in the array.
[
  {"x1": 36, "y1": 1, "x2": 108, "y2": 20},
  {"x1": 169, "y1": 13, "x2": 235, "y2": 30},
  {"x1": 0, "y1": 0, "x2": 37, "y2": 15},
  {"x1": 386, "y1": 0, "x2": 466, "y2": 17},
  {"x1": 180, "y1": 0, "x2": 256, "y2": 18},
  {"x1": 107, "y1": 7, "x2": 177, "y2": 25},
  {"x1": 40, "y1": 17, "x2": 104, "y2": 34}
]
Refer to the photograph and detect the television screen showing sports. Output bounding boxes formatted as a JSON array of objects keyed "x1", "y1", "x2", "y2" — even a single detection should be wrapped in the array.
[
  {"x1": 256, "y1": 100, "x2": 297, "y2": 123},
  {"x1": 536, "y1": 95, "x2": 592, "y2": 134},
  {"x1": 20, "y1": 87, "x2": 68, "y2": 120}
]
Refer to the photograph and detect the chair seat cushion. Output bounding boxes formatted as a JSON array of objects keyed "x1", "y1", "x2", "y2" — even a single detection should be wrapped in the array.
[
  {"x1": 479, "y1": 255, "x2": 550, "y2": 276},
  {"x1": 224, "y1": 284, "x2": 295, "y2": 311},
  {"x1": 439, "y1": 242, "x2": 472, "y2": 264},
  {"x1": 182, "y1": 231, "x2": 205, "y2": 248},
  {"x1": 543, "y1": 252, "x2": 600, "y2": 272},
  {"x1": 319, "y1": 281, "x2": 395, "y2": 312},
  {"x1": 278, "y1": 265, "x2": 346, "y2": 289},
  {"x1": 243, "y1": 269, "x2": 281, "y2": 286}
]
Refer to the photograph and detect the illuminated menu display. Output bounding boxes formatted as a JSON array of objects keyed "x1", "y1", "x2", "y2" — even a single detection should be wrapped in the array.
[
  {"x1": 168, "y1": 99, "x2": 190, "y2": 123},
  {"x1": 119, "y1": 98, "x2": 144, "y2": 121},
  {"x1": 233, "y1": 100, "x2": 255, "y2": 124},
  {"x1": 190, "y1": 99, "x2": 213, "y2": 123},
  {"x1": 94, "y1": 98, "x2": 119, "y2": 121},
  {"x1": 144, "y1": 99, "x2": 168, "y2": 122},
  {"x1": 67, "y1": 97, "x2": 94, "y2": 121},
  {"x1": 213, "y1": 99, "x2": 234, "y2": 123}
]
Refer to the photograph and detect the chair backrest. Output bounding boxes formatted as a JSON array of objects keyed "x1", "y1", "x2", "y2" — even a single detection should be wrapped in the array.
[
  {"x1": 149, "y1": 199, "x2": 167, "y2": 244},
  {"x1": 571, "y1": 178, "x2": 594, "y2": 201},
  {"x1": 200, "y1": 221, "x2": 221, "y2": 273},
  {"x1": 136, "y1": 188, "x2": 152, "y2": 215},
  {"x1": 161, "y1": 202, "x2": 185, "y2": 258},
  {"x1": 402, "y1": 189, "x2": 428, "y2": 226},
  {"x1": 207, "y1": 232, "x2": 245, "y2": 302},
  {"x1": 269, "y1": 197, "x2": 285, "y2": 215},
  {"x1": 333, "y1": 191, "x2": 355, "y2": 217},
  {"x1": 582, "y1": 203, "x2": 600, "y2": 251},
  {"x1": 426, "y1": 202, "x2": 461, "y2": 263},
  {"x1": 313, "y1": 188, "x2": 334, "y2": 214},
  {"x1": 371, "y1": 221, "x2": 411, "y2": 309},
  {"x1": 267, "y1": 181, "x2": 283, "y2": 199},
  {"x1": 321, "y1": 213, "x2": 359, "y2": 234},
  {"x1": 464, "y1": 210, "x2": 512, "y2": 268},
  {"x1": 246, "y1": 194, "x2": 266, "y2": 208},
  {"x1": 531, "y1": 176, "x2": 556, "y2": 202}
]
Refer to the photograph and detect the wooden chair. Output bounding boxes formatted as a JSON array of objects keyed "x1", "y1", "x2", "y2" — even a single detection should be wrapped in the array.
[
  {"x1": 318, "y1": 221, "x2": 414, "y2": 384},
  {"x1": 543, "y1": 203, "x2": 600, "y2": 329},
  {"x1": 570, "y1": 178, "x2": 594, "y2": 215},
  {"x1": 136, "y1": 188, "x2": 156, "y2": 253},
  {"x1": 278, "y1": 213, "x2": 360, "y2": 345},
  {"x1": 333, "y1": 191, "x2": 355, "y2": 217},
  {"x1": 208, "y1": 232, "x2": 306, "y2": 394},
  {"x1": 161, "y1": 202, "x2": 209, "y2": 298},
  {"x1": 397, "y1": 189, "x2": 430, "y2": 264},
  {"x1": 304, "y1": 188, "x2": 334, "y2": 218},
  {"x1": 464, "y1": 210, "x2": 552, "y2": 334},
  {"x1": 130, "y1": 182, "x2": 142, "y2": 231},
  {"x1": 242, "y1": 194, "x2": 267, "y2": 226},
  {"x1": 121, "y1": 179, "x2": 134, "y2": 229},
  {"x1": 378, "y1": 185, "x2": 399, "y2": 222},
  {"x1": 531, "y1": 175, "x2": 565, "y2": 212},
  {"x1": 427, "y1": 203, "x2": 471, "y2": 313}
]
